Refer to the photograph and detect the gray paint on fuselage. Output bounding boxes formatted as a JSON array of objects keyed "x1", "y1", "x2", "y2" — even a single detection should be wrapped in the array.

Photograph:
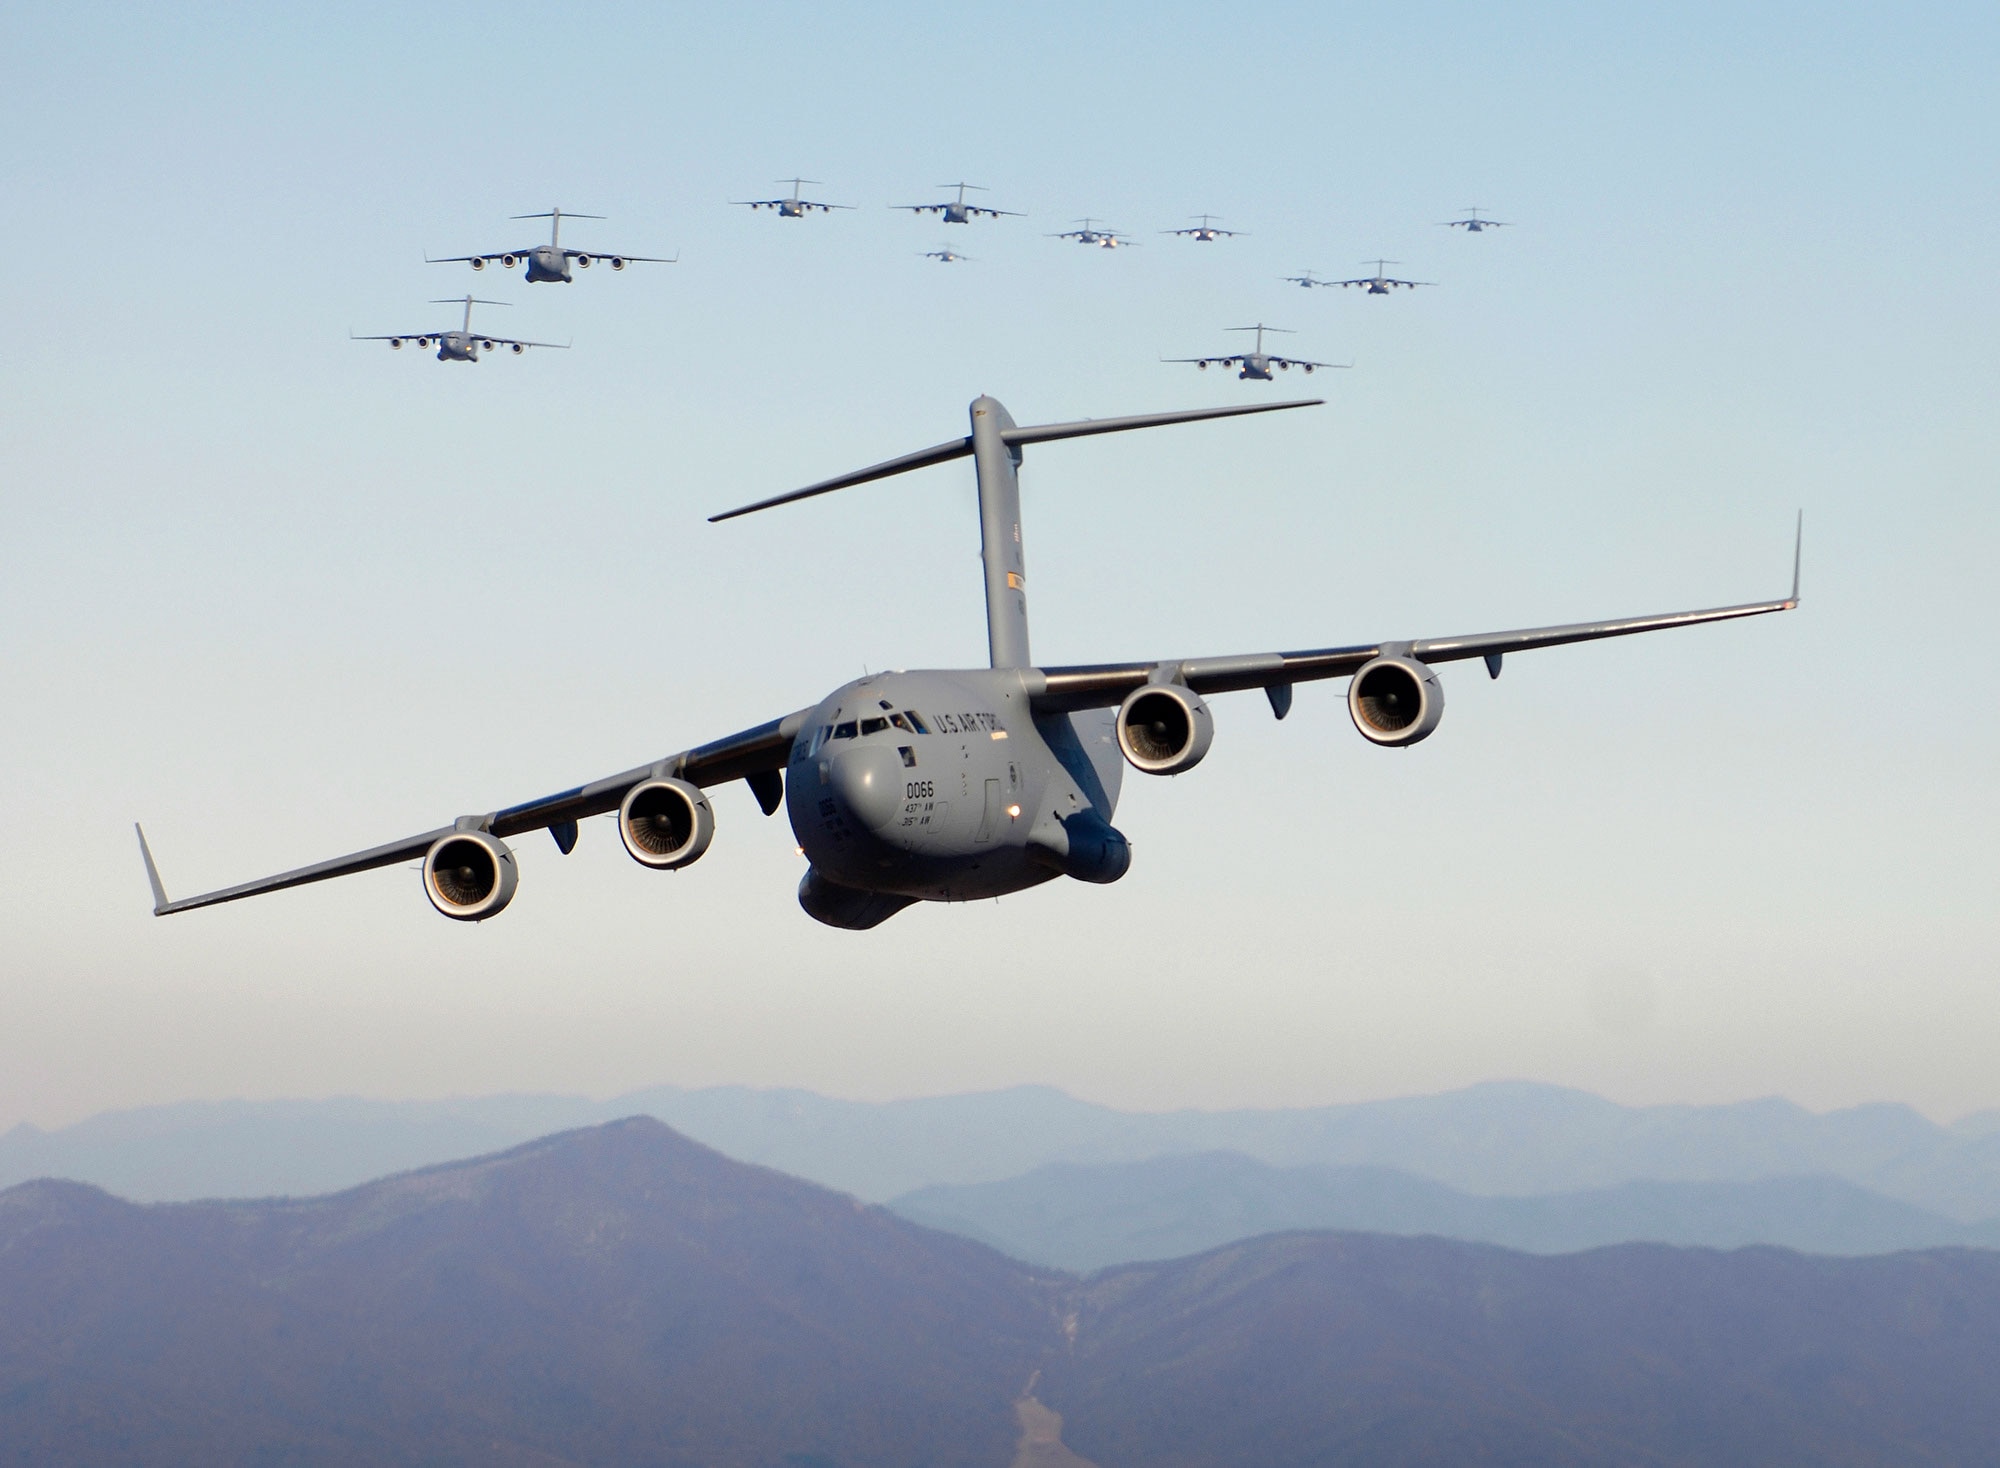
[
  {"x1": 524, "y1": 245, "x2": 572, "y2": 283},
  {"x1": 785, "y1": 669, "x2": 1118, "y2": 903}
]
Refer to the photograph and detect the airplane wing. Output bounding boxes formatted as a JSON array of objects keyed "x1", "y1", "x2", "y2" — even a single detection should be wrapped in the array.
[
  {"x1": 1267, "y1": 356, "x2": 1350, "y2": 372},
  {"x1": 564, "y1": 250, "x2": 675, "y2": 263},
  {"x1": 426, "y1": 249, "x2": 540, "y2": 266},
  {"x1": 1160, "y1": 356, "x2": 1242, "y2": 368},
  {"x1": 350, "y1": 332, "x2": 435, "y2": 342},
  {"x1": 138, "y1": 711, "x2": 813, "y2": 916},
  {"x1": 1028, "y1": 524, "x2": 1801, "y2": 713},
  {"x1": 897, "y1": 203, "x2": 946, "y2": 213},
  {"x1": 483, "y1": 336, "x2": 571, "y2": 350},
  {"x1": 968, "y1": 206, "x2": 1025, "y2": 218}
]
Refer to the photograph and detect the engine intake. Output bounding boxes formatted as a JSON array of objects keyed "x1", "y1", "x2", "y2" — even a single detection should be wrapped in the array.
[
  {"x1": 575, "y1": 253, "x2": 592, "y2": 268},
  {"x1": 1117, "y1": 683, "x2": 1214, "y2": 775},
  {"x1": 423, "y1": 831, "x2": 518, "y2": 921},
  {"x1": 1347, "y1": 655, "x2": 1444, "y2": 746},
  {"x1": 618, "y1": 777, "x2": 714, "y2": 869},
  {"x1": 610, "y1": 256, "x2": 627, "y2": 270}
]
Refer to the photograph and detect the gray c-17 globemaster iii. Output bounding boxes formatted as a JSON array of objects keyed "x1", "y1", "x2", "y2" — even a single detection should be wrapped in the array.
[
  {"x1": 1164, "y1": 324, "x2": 1349, "y2": 380},
  {"x1": 1329, "y1": 259, "x2": 1433, "y2": 294},
  {"x1": 1162, "y1": 214, "x2": 1242, "y2": 242},
  {"x1": 1442, "y1": 207, "x2": 1509, "y2": 232},
  {"x1": 1048, "y1": 218, "x2": 1137, "y2": 249},
  {"x1": 897, "y1": 182, "x2": 1022, "y2": 224},
  {"x1": 734, "y1": 178, "x2": 854, "y2": 218},
  {"x1": 427, "y1": 207, "x2": 674, "y2": 282},
  {"x1": 350, "y1": 296, "x2": 568, "y2": 362},
  {"x1": 136, "y1": 398, "x2": 1801, "y2": 931}
]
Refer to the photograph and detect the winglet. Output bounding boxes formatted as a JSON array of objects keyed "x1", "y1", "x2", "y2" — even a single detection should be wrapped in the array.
[
  {"x1": 135, "y1": 823, "x2": 170, "y2": 915},
  {"x1": 1788, "y1": 511, "x2": 1803, "y2": 607}
]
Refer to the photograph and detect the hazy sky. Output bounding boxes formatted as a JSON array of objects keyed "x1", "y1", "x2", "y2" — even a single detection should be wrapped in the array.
[{"x1": 3, "y1": 2, "x2": 1996, "y2": 1130}]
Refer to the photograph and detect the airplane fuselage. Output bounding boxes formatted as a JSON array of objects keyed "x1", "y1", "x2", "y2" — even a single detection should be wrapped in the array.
[
  {"x1": 784, "y1": 669, "x2": 1126, "y2": 923},
  {"x1": 524, "y1": 244, "x2": 573, "y2": 283},
  {"x1": 1240, "y1": 355, "x2": 1274, "y2": 380},
  {"x1": 779, "y1": 200, "x2": 805, "y2": 218},
  {"x1": 1365, "y1": 279, "x2": 1390, "y2": 294},
  {"x1": 943, "y1": 205, "x2": 973, "y2": 224},
  {"x1": 436, "y1": 331, "x2": 478, "y2": 362}
]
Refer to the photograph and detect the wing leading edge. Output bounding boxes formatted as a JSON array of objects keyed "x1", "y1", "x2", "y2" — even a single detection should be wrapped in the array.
[
  {"x1": 1030, "y1": 519, "x2": 1801, "y2": 711},
  {"x1": 139, "y1": 711, "x2": 810, "y2": 917}
]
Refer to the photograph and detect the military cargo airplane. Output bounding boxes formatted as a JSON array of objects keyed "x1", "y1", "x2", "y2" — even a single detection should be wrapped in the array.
[
  {"x1": 427, "y1": 207, "x2": 674, "y2": 282},
  {"x1": 1334, "y1": 259, "x2": 1432, "y2": 294},
  {"x1": 136, "y1": 399, "x2": 1799, "y2": 931},
  {"x1": 350, "y1": 296, "x2": 567, "y2": 362},
  {"x1": 1049, "y1": 219, "x2": 1136, "y2": 248},
  {"x1": 1164, "y1": 324, "x2": 1348, "y2": 380},
  {"x1": 921, "y1": 246, "x2": 973, "y2": 263},
  {"x1": 734, "y1": 178, "x2": 853, "y2": 217},
  {"x1": 1163, "y1": 214, "x2": 1242, "y2": 242},
  {"x1": 1282, "y1": 271, "x2": 1338, "y2": 288},
  {"x1": 1442, "y1": 208, "x2": 1508, "y2": 232},
  {"x1": 897, "y1": 182, "x2": 1021, "y2": 224}
]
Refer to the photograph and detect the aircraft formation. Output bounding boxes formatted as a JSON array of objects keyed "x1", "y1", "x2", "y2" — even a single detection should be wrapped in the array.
[
  {"x1": 144, "y1": 185, "x2": 1802, "y2": 931},
  {"x1": 356, "y1": 182, "x2": 1502, "y2": 369}
]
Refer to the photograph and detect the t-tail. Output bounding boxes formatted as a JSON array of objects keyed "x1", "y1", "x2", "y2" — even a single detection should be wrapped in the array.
[
  {"x1": 510, "y1": 206, "x2": 606, "y2": 248},
  {"x1": 710, "y1": 396, "x2": 1323, "y2": 669}
]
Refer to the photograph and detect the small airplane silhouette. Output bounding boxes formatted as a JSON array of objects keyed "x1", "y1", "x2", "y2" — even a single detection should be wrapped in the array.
[
  {"x1": 921, "y1": 245, "x2": 973, "y2": 263},
  {"x1": 1164, "y1": 324, "x2": 1350, "y2": 381},
  {"x1": 1048, "y1": 218, "x2": 1137, "y2": 249},
  {"x1": 1441, "y1": 207, "x2": 1509, "y2": 232},
  {"x1": 896, "y1": 182, "x2": 1022, "y2": 224},
  {"x1": 1331, "y1": 259, "x2": 1433, "y2": 294},
  {"x1": 350, "y1": 297, "x2": 568, "y2": 362},
  {"x1": 1162, "y1": 214, "x2": 1243, "y2": 242},
  {"x1": 734, "y1": 178, "x2": 853, "y2": 218},
  {"x1": 427, "y1": 208, "x2": 673, "y2": 282}
]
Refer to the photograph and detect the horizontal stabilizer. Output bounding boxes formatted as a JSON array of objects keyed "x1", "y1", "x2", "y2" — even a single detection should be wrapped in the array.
[{"x1": 711, "y1": 399, "x2": 1320, "y2": 523}]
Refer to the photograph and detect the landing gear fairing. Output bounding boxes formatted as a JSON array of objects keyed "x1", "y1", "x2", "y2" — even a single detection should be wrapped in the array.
[{"x1": 138, "y1": 401, "x2": 1799, "y2": 930}]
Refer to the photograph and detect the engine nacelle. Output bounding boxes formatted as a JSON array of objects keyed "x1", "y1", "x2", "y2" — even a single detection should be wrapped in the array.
[
  {"x1": 388, "y1": 338, "x2": 403, "y2": 349},
  {"x1": 618, "y1": 777, "x2": 714, "y2": 870},
  {"x1": 1347, "y1": 655, "x2": 1444, "y2": 746},
  {"x1": 423, "y1": 831, "x2": 518, "y2": 921},
  {"x1": 501, "y1": 253, "x2": 519, "y2": 268},
  {"x1": 470, "y1": 257, "x2": 486, "y2": 271},
  {"x1": 416, "y1": 337, "x2": 432, "y2": 348},
  {"x1": 1116, "y1": 683, "x2": 1214, "y2": 775},
  {"x1": 610, "y1": 256, "x2": 627, "y2": 270},
  {"x1": 575, "y1": 253, "x2": 592, "y2": 268},
  {"x1": 1196, "y1": 360, "x2": 1208, "y2": 370},
  {"x1": 480, "y1": 339, "x2": 495, "y2": 351},
  {"x1": 510, "y1": 342, "x2": 525, "y2": 354}
]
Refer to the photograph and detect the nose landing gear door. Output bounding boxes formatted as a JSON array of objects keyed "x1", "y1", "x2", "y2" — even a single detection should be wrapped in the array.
[{"x1": 975, "y1": 778, "x2": 1003, "y2": 843}]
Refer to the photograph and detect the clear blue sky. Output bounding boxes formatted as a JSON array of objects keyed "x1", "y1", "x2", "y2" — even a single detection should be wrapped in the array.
[{"x1": 3, "y1": 2, "x2": 1996, "y2": 1128}]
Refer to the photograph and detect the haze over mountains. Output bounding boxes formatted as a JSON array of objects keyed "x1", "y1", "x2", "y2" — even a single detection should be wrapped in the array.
[
  {"x1": 5, "y1": 1117, "x2": 1999, "y2": 1467},
  {"x1": 7, "y1": 1082, "x2": 2000, "y2": 1263}
]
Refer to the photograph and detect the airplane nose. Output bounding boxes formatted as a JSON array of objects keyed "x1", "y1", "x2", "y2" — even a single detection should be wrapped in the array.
[{"x1": 827, "y1": 744, "x2": 904, "y2": 832}]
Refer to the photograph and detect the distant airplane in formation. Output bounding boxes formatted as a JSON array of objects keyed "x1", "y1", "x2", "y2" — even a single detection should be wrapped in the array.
[
  {"x1": 1162, "y1": 214, "x2": 1242, "y2": 242},
  {"x1": 1164, "y1": 324, "x2": 1348, "y2": 380},
  {"x1": 896, "y1": 182, "x2": 1021, "y2": 224},
  {"x1": 1441, "y1": 207, "x2": 1509, "y2": 232},
  {"x1": 349, "y1": 296, "x2": 568, "y2": 362},
  {"x1": 734, "y1": 178, "x2": 853, "y2": 218},
  {"x1": 1049, "y1": 219, "x2": 1136, "y2": 249},
  {"x1": 136, "y1": 397, "x2": 1800, "y2": 931},
  {"x1": 921, "y1": 246, "x2": 972, "y2": 263},
  {"x1": 1282, "y1": 271, "x2": 1338, "y2": 288},
  {"x1": 1330, "y1": 260, "x2": 1433, "y2": 294},
  {"x1": 427, "y1": 208, "x2": 674, "y2": 282}
]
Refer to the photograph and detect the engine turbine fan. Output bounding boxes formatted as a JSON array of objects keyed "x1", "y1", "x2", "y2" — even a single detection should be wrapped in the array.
[
  {"x1": 610, "y1": 257, "x2": 627, "y2": 271},
  {"x1": 575, "y1": 254, "x2": 592, "y2": 268},
  {"x1": 618, "y1": 778, "x2": 715, "y2": 869},
  {"x1": 1347, "y1": 655, "x2": 1444, "y2": 746},
  {"x1": 470, "y1": 258, "x2": 486, "y2": 271},
  {"x1": 1116, "y1": 684, "x2": 1214, "y2": 775},
  {"x1": 422, "y1": 831, "x2": 519, "y2": 921}
]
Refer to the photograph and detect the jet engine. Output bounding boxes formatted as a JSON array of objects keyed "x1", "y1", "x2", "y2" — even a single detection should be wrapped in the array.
[
  {"x1": 610, "y1": 256, "x2": 627, "y2": 271},
  {"x1": 1304, "y1": 365, "x2": 1316, "y2": 374},
  {"x1": 1196, "y1": 361, "x2": 1208, "y2": 370},
  {"x1": 1347, "y1": 655, "x2": 1444, "y2": 746},
  {"x1": 422, "y1": 831, "x2": 518, "y2": 921},
  {"x1": 1116, "y1": 683, "x2": 1214, "y2": 775},
  {"x1": 575, "y1": 253, "x2": 592, "y2": 268},
  {"x1": 510, "y1": 342, "x2": 525, "y2": 354},
  {"x1": 470, "y1": 258, "x2": 486, "y2": 271},
  {"x1": 480, "y1": 339, "x2": 496, "y2": 351},
  {"x1": 618, "y1": 777, "x2": 714, "y2": 870},
  {"x1": 416, "y1": 337, "x2": 432, "y2": 348},
  {"x1": 388, "y1": 338, "x2": 403, "y2": 349},
  {"x1": 501, "y1": 254, "x2": 519, "y2": 268}
]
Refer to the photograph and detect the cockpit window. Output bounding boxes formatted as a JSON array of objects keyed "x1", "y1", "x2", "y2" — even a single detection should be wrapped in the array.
[
  {"x1": 889, "y1": 712, "x2": 911, "y2": 732},
  {"x1": 899, "y1": 746, "x2": 917, "y2": 768},
  {"x1": 904, "y1": 710, "x2": 930, "y2": 735},
  {"x1": 860, "y1": 716, "x2": 889, "y2": 735},
  {"x1": 833, "y1": 721, "x2": 857, "y2": 739}
]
